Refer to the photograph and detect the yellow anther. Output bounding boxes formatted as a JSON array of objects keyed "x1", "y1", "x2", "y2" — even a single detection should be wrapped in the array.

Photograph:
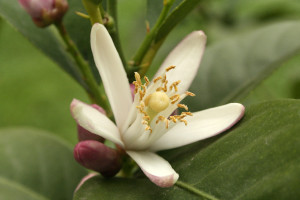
[
  {"x1": 170, "y1": 94, "x2": 179, "y2": 100},
  {"x1": 186, "y1": 91, "x2": 196, "y2": 96},
  {"x1": 155, "y1": 116, "x2": 169, "y2": 128},
  {"x1": 142, "y1": 120, "x2": 149, "y2": 125},
  {"x1": 177, "y1": 113, "x2": 187, "y2": 119},
  {"x1": 169, "y1": 116, "x2": 177, "y2": 123},
  {"x1": 153, "y1": 76, "x2": 162, "y2": 83},
  {"x1": 143, "y1": 115, "x2": 150, "y2": 121},
  {"x1": 165, "y1": 119, "x2": 169, "y2": 128},
  {"x1": 141, "y1": 85, "x2": 146, "y2": 93},
  {"x1": 166, "y1": 65, "x2": 176, "y2": 72},
  {"x1": 133, "y1": 81, "x2": 139, "y2": 94},
  {"x1": 134, "y1": 72, "x2": 142, "y2": 85},
  {"x1": 171, "y1": 96, "x2": 180, "y2": 104},
  {"x1": 182, "y1": 112, "x2": 193, "y2": 116},
  {"x1": 139, "y1": 90, "x2": 144, "y2": 101},
  {"x1": 145, "y1": 125, "x2": 152, "y2": 133},
  {"x1": 170, "y1": 80, "x2": 181, "y2": 92},
  {"x1": 163, "y1": 80, "x2": 168, "y2": 92},
  {"x1": 144, "y1": 76, "x2": 150, "y2": 86},
  {"x1": 179, "y1": 119, "x2": 188, "y2": 126},
  {"x1": 177, "y1": 104, "x2": 188, "y2": 111},
  {"x1": 156, "y1": 87, "x2": 164, "y2": 92},
  {"x1": 162, "y1": 74, "x2": 167, "y2": 83}
]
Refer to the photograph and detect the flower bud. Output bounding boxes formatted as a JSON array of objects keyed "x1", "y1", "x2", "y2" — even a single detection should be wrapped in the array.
[
  {"x1": 74, "y1": 140, "x2": 122, "y2": 177},
  {"x1": 77, "y1": 104, "x2": 105, "y2": 142},
  {"x1": 19, "y1": 0, "x2": 68, "y2": 27}
]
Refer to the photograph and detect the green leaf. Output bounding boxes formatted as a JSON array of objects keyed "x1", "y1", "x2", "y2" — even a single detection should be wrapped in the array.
[
  {"x1": 74, "y1": 99, "x2": 300, "y2": 199},
  {"x1": 155, "y1": 0, "x2": 202, "y2": 42},
  {"x1": 0, "y1": 0, "x2": 98, "y2": 87},
  {"x1": 0, "y1": 128, "x2": 87, "y2": 200},
  {"x1": 242, "y1": 54, "x2": 300, "y2": 105},
  {"x1": 0, "y1": 177, "x2": 48, "y2": 200},
  {"x1": 185, "y1": 21, "x2": 300, "y2": 111}
]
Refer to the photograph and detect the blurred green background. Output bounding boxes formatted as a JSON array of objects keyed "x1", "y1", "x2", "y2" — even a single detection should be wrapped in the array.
[{"x1": 1, "y1": 0, "x2": 300, "y2": 145}]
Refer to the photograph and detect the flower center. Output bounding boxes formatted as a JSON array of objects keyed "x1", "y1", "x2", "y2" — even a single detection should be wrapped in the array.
[
  {"x1": 145, "y1": 91, "x2": 170, "y2": 117},
  {"x1": 133, "y1": 66, "x2": 195, "y2": 133}
]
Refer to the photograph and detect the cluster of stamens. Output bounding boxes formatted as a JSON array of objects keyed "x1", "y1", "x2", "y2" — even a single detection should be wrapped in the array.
[{"x1": 133, "y1": 66, "x2": 195, "y2": 133}]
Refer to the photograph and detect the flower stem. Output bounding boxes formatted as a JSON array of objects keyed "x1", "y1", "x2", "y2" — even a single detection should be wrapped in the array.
[
  {"x1": 54, "y1": 21, "x2": 111, "y2": 116},
  {"x1": 106, "y1": 0, "x2": 128, "y2": 73},
  {"x1": 131, "y1": 0, "x2": 175, "y2": 76},
  {"x1": 175, "y1": 181, "x2": 219, "y2": 200},
  {"x1": 81, "y1": 0, "x2": 103, "y2": 24}
]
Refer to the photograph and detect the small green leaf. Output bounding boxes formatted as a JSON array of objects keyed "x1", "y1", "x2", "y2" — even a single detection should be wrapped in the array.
[
  {"x1": 0, "y1": 128, "x2": 87, "y2": 200},
  {"x1": 155, "y1": 0, "x2": 202, "y2": 42},
  {"x1": 185, "y1": 21, "x2": 300, "y2": 111},
  {"x1": 74, "y1": 99, "x2": 300, "y2": 199}
]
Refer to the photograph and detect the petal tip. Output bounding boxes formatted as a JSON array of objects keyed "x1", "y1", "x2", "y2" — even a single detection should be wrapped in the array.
[{"x1": 143, "y1": 170, "x2": 179, "y2": 188}]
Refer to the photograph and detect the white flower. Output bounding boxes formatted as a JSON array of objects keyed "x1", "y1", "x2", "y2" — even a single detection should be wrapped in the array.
[{"x1": 70, "y1": 24, "x2": 245, "y2": 187}]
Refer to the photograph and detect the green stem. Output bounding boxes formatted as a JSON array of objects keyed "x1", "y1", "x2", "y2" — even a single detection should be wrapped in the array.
[
  {"x1": 175, "y1": 181, "x2": 219, "y2": 200},
  {"x1": 107, "y1": 0, "x2": 128, "y2": 73},
  {"x1": 131, "y1": 0, "x2": 175, "y2": 74},
  {"x1": 54, "y1": 21, "x2": 111, "y2": 116},
  {"x1": 82, "y1": 0, "x2": 103, "y2": 24}
]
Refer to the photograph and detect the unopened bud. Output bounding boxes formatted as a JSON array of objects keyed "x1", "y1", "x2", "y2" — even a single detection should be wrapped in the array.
[
  {"x1": 77, "y1": 104, "x2": 105, "y2": 142},
  {"x1": 19, "y1": 0, "x2": 68, "y2": 27},
  {"x1": 74, "y1": 140, "x2": 122, "y2": 177}
]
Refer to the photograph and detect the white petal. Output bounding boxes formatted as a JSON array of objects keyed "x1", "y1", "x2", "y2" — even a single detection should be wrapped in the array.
[
  {"x1": 70, "y1": 99, "x2": 124, "y2": 147},
  {"x1": 91, "y1": 24, "x2": 132, "y2": 129},
  {"x1": 127, "y1": 151, "x2": 179, "y2": 187},
  {"x1": 150, "y1": 103, "x2": 245, "y2": 151},
  {"x1": 155, "y1": 31, "x2": 206, "y2": 94}
]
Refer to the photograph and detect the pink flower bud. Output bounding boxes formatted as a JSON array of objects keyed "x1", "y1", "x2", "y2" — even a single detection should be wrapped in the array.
[
  {"x1": 77, "y1": 104, "x2": 105, "y2": 142},
  {"x1": 74, "y1": 140, "x2": 122, "y2": 177},
  {"x1": 19, "y1": 0, "x2": 68, "y2": 27}
]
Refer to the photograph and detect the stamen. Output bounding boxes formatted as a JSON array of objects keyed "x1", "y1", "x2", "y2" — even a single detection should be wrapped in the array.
[
  {"x1": 186, "y1": 91, "x2": 196, "y2": 96},
  {"x1": 156, "y1": 87, "x2": 164, "y2": 92},
  {"x1": 153, "y1": 76, "x2": 162, "y2": 83},
  {"x1": 169, "y1": 116, "x2": 177, "y2": 123},
  {"x1": 143, "y1": 115, "x2": 150, "y2": 121},
  {"x1": 133, "y1": 81, "x2": 139, "y2": 94},
  {"x1": 166, "y1": 65, "x2": 176, "y2": 72},
  {"x1": 134, "y1": 72, "x2": 142, "y2": 85},
  {"x1": 182, "y1": 112, "x2": 193, "y2": 116},
  {"x1": 162, "y1": 74, "x2": 167, "y2": 83},
  {"x1": 139, "y1": 90, "x2": 145, "y2": 101},
  {"x1": 155, "y1": 116, "x2": 169, "y2": 128},
  {"x1": 144, "y1": 76, "x2": 150, "y2": 86},
  {"x1": 170, "y1": 95, "x2": 180, "y2": 104},
  {"x1": 170, "y1": 94, "x2": 180, "y2": 100},
  {"x1": 141, "y1": 85, "x2": 146, "y2": 94},
  {"x1": 177, "y1": 104, "x2": 188, "y2": 111},
  {"x1": 145, "y1": 125, "x2": 152, "y2": 133},
  {"x1": 179, "y1": 119, "x2": 188, "y2": 126},
  {"x1": 163, "y1": 80, "x2": 168, "y2": 92},
  {"x1": 170, "y1": 80, "x2": 181, "y2": 92}
]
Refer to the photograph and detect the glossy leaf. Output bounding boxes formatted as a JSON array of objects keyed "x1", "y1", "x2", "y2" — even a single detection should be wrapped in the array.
[
  {"x1": 0, "y1": 128, "x2": 87, "y2": 200},
  {"x1": 0, "y1": 0, "x2": 98, "y2": 87},
  {"x1": 185, "y1": 21, "x2": 300, "y2": 111},
  {"x1": 74, "y1": 99, "x2": 300, "y2": 200},
  {"x1": 154, "y1": 0, "x2": 202, "y2": 42}
]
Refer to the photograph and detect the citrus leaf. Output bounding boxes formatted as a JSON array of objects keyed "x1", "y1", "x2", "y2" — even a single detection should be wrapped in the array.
[{"x1": 0, "y1": 128, "x2": 87, "y2": 200}]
